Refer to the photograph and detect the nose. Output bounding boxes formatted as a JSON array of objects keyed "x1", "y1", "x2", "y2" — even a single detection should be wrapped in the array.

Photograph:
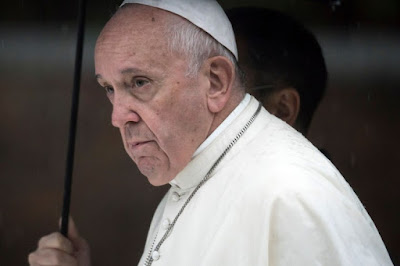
[{"x1": 111, "y1": 92, "x2": 140, "y2": 128}]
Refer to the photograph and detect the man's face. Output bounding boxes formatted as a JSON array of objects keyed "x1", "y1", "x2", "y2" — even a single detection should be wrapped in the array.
[{"x1": 94, "y1": 7, "x2": 213, "y2": 186}]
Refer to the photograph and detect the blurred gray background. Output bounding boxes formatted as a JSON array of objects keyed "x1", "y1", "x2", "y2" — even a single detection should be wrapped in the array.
[{"x1": 0, "y1": 0, "x2": 399, "y2": 265}]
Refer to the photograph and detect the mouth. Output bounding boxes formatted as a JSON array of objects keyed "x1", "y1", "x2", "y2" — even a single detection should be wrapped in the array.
[{"x1": 127, "y1": 140, "x2": 152, "y2": 150}]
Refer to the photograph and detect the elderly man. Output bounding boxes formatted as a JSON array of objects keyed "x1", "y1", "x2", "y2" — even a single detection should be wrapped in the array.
[{"x1": 29, "y1": 1, "x2": 393, "y2": 266}]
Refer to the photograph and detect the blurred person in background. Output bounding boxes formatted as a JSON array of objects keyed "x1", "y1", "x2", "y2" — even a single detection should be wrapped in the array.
[
  {"x1": 28, "y1": 1, "x2": 393, "y2": 266},
  {"x1": 227, "y1": 7, "x2": 327, "y2": 136}
]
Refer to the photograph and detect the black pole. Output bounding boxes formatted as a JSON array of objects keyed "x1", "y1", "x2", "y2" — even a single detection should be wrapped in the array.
[{"x1": 60, "y1": 0, "x2": 87, "y2": 237}]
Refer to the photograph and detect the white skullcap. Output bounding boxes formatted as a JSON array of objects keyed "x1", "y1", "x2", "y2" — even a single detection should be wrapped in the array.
[{"x1": 120, "y1": 0, "x2": 238, "y2": 60}]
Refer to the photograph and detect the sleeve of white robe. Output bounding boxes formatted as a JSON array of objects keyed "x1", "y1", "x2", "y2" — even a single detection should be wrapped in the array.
[{"x1": 268, "y1": 185, "x2": 393, "y2": 266}]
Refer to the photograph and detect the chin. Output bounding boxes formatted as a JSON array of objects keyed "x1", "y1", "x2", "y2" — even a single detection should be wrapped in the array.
[
  {"x1": 136, "y1": 159, "x2": 176, "y2": 186},
  {"x1": 139, "y1": 167, "x2": 172, "y2": 186},
  {"x1": 146, "y1": 175, "x2": 171, "y2": 186},
  {"x1": 148, "y1": 179, "x2": 169, "y2": 186}
]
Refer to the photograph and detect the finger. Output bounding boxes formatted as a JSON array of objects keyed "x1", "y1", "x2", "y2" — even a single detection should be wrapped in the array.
[
  {"x1": 67, "y1": 217, "x2": 80, "y2": 240},
  {"x1": 27, "y1": 254, "x2": 40, "y2": 266},
  {"x1": 66, "y1": 217, "x2": 90, "y2": 254},
  {"x1": 28, "y1": 248, "x2": 77, "y2": 266},
  {"x1": 58, "y1": 216, "x2": 80, "y2": 240},
  {"x1": 58, "y1": 216, "x2": 91, "y2": 265},
  {"x1": 28, "y1": 252, "x2": 39, "y2": 265},
  {"x1": 38, "y1": 232, "x2": 74, "y2": 254}
]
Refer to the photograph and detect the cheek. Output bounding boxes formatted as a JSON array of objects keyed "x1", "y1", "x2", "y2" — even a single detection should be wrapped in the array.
[
  {"x1": 146, "y1": 78, "x2": 208, "y2": 158},
  {"x1": 156, "y1": 102, "x2": 207, "y2": 157},
  {"x1": 157, "y1": 102, "x2": 196, "y2": 136}
]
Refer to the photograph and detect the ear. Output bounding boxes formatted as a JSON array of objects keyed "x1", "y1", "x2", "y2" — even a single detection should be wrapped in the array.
[
  {"x1": 204, "y1": 56, "x2": 235, "y2": 113},
  {"x1": 264, "y1": 88, "x2": 300, "y2": 127}
]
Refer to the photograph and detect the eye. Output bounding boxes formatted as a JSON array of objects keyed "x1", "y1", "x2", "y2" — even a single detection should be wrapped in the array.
[
  {"x1": 133, "y1": 78, "x2": 149, "y2": 88},
  {"x1": 104, "y1": 86, "x2": 114, "y2": 94}
]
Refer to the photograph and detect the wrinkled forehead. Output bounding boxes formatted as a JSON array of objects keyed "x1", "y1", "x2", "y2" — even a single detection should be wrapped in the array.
[
  {"x1": 97, "y1": 4, "x2": 178, "y2": 46},
  {"x1": 94, "y1": 5, "x2": 189, "y2": 79}
]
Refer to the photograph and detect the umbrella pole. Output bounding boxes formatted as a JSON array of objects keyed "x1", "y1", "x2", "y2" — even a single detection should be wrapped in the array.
[{"x1": 60, "y1": 0, "x2": 87, "y2": 237}]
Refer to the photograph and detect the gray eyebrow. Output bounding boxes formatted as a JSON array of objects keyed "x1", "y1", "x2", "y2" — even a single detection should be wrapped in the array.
[
  {"x1": 120, "y1": 67, "x2": 141, "y2": 75},
  {"x1": 95, "y1": 68, "x2": 142, "y2": 80}
]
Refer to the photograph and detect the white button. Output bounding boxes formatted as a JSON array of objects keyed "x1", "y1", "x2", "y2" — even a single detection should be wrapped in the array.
[
  {"x1": 152, "y1": 250, "x2": 160, "y2": 261},
  {"x1": 162, "y1": 219, "x2": 170, "y2": 230},
  {"x1": 172, "y1": 192, "x2": 180, "y2": 202}
]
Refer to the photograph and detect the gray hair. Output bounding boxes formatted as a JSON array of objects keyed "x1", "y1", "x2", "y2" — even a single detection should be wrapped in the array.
[{"x1": 165, "y1": 17, "x2": 244, "y2": 86}]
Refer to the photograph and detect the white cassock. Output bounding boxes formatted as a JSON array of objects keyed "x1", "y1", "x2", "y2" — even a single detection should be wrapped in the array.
[{"x1": 138, "y1": 94, "x2": 393, "y2": 266}]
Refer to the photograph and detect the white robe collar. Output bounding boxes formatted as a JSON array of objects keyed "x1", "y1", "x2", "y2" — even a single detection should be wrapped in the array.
[
  {"x1": 192, "y1": 93, "x2": 251, "y2": 157},
  {"x1": 169, "y1": 94, "x2": 260, "y2": 190}
]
